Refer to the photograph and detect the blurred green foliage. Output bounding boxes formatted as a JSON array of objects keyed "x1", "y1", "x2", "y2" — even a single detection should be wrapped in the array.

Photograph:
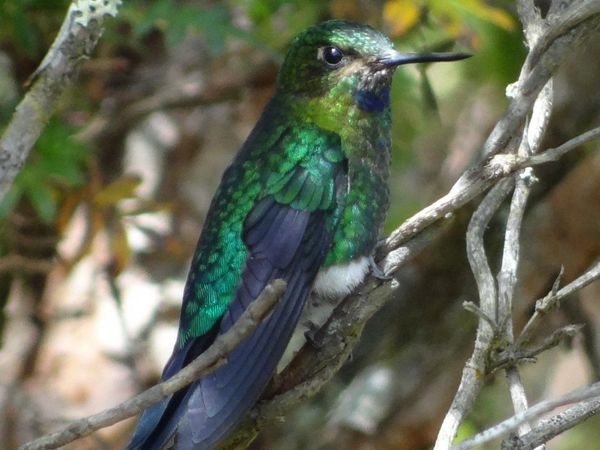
[
  {"x1": 0, "y1": 0, "x2": 68, "y2": 58},
  {"x1": 119, "y1": 1, "x2": 251, "y2": 51},
  {"x1": 0, "y1": 119, "x2": 89, "y2": 223}
]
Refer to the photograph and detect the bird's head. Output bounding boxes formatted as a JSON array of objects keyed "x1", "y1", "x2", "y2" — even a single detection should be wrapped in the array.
[{"x1": 277, "y1": 20, "x2": 469, "y2": 131}]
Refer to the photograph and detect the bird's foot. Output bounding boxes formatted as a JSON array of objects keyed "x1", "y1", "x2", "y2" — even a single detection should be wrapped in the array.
[
  {"x1": 369, "y1": 255, "x2": 391, "y2": 280},
  {"x1": 304, "y1": 321, "x2": 324, "y2": 349}
]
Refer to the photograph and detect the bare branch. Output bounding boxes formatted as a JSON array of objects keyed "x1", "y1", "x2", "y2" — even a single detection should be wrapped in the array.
[
  {"x1": 453, "y1": 381, "x2": 600, "y2": 450},
  {"x1": 381, "y1": 123, "x2": 600, "y2": 256},
  {"x1": 0, "y1": 0, "x2": 121, "y2": 199},
  {"x1": 462, "y1": 301, "x2": 497, "y2": 332},
  {"x1": 527, "y1": 126, "x2": 600, "y2": 165},
  {"x1": 491, "y1": 325, "x2": 583, "y2": 373},
  {"x1": 497, "y1": 72, "x2": 554, "y2": 443},
  {"x1": 433, "y1": 180, "x2": 513, "y2": 450},
  {"x1": 19, "y1": 280, "x2": 286, "y2": 450},
  {"x1": 517, "y1": 260, "x2": 600, "y2": 346},
  {"x1": 435, "y1": 5, "x2": 600, "y2": 445},
  {"x1": 481, "y1": 1, "x2": 600, "y2": 158},
  {"x1": 468, "y1": 181, "x2": 513, "y2": 322},
  {"x1": 500, "y1": 170, "x2": 532, "y2": 437},
  {"x1": 505, "y1": 397, "x2": 600, "y2": 449}
]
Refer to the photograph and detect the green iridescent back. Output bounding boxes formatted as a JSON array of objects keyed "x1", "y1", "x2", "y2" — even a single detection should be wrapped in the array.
[{"x1": 178, "y1": 100, "x2": 345, "y2": 343}]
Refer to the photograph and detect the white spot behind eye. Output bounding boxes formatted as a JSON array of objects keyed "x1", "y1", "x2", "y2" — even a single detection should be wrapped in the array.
[{"x1": 317, "y1": 47, "x2": 325, "y2": 61}]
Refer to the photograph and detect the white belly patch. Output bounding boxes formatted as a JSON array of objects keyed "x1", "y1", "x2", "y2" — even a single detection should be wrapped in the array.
[{"x1": 313, "y1": 256, "x2": 370, "y2": 298}]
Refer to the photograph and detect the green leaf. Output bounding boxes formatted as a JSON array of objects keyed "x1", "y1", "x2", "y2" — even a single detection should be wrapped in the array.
[
  {"x1": 448, "y1": 0, "x2": 516, "y2": 31},
  {"x1": 1, "y1": 119, "x2": 89, "y2": 221},
  {"x1": 419, "y1": 69, "x2": 440, "y2": 117},
  {"x1": 25, "y1": 178, "x2": 57, "y2": 224},
  {"x1": 122, "y1": 1, "x2": 255, "y2": 53},
  {"x1": 13, "y1": 8, "x2": 40, "y2": 57},
  {"x1": 0, "y1": 186, "x2": 22, "y2": 220},
  {"x1": 36, "y1": 120, "x2": 88, "y2": 185}
]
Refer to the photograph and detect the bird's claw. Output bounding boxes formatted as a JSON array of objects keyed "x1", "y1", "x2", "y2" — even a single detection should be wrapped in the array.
[
  {"x1": 369, "y1": 255, "x2": 391, "y2": 280},
  {"x1": 304, "y1": 321, "x2": 324, "y2": 349}
]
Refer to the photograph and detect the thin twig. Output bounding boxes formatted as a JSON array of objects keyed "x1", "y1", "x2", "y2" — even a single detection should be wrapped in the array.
[
  {"x1": 504, "y1": 397, "x2": 600, "y2": 449},
  {"x1": 382, "y1": 123, "x2": 600, "y2": 255},
  {"x1": 19, "y1": 280, "x2": 286, "y2": 450},
  {"x1": 497, "y1": 67, "x2": 553, "y2": 441},
  {"x1": 490, "y1": 325, "x2": 583, "y2": 373},
  {"x1": 453, "y1": 381, "x2": 600, "y2": 450},
  {"x1": 433, "y1": 180, "x2": 513, "y2": 450},
  {"x1": 517, "y1": 260, "x2": 600, "y2": 346},
  {"x1": 527, "y1": 126, "x2": 600, "y2": 166},
  {"x1": 462, "y1": 301, "x2": 497, "y2": 332},
  {"x1": 500, "y1": 166, "x2": 532, "y2": 437},
  {"x1": 468, "y1": 181, "x2": 512, "y2": 323}
]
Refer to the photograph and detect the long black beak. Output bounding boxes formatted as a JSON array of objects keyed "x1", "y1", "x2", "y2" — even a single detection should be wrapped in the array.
[{"x1": 380, "y1": 50, "x2": 471, "y2": 67}]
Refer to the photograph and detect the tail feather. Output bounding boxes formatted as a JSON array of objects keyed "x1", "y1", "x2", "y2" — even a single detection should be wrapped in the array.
[
  {"x1": 126, "y1": 330, "x2": 218, "y2": 450},
  {"x1": 178, "y1": 271, "x2": 313, "y2": 449}
]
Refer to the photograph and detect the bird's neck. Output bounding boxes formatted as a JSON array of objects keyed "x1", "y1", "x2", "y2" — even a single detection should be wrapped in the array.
[{"x1": 275, "y1": 84, "x2": 392, "y2": 167}]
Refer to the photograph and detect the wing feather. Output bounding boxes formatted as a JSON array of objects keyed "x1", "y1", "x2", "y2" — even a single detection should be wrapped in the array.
[{"x1": 127, "y1": 122, "x2": 346, "y2": 450}]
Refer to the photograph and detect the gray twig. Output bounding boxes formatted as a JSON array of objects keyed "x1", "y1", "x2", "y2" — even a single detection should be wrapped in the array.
[
  {"x1": 497, "y1": 65, "x2": 554, "y2": 444},
  {"x1": 453, "y1": 381, "x2": 600, "y2": 450},
  {"x1": 433, "y1": 180, "x2": 513, "y2": 450},
  {"x1": 491, "y1": 325, "x2": 583, "y2": 373},
  {"x1": 462, "y1": 301, "x2": 498, "y2": 332},
  {"x1": 527, "y1": 125, "x2": 600, "y2": 165},
  {"x1": 436, "y1": 3, "x2": 600, "y2": 448},
  {"x1": 504, "y1": 397, "x2": 600, "y2": 449},
  {"x1": 517, "y1": 260, "x2": 600, "y2": 346},
  {"x1": 381, "y1": 123, "x2": 600, "y2": 256}
]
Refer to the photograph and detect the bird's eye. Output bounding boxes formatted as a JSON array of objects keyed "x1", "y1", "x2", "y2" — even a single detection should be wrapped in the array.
[{"x1": 321, "y1": 46, "x2": 344, "y2": 67}]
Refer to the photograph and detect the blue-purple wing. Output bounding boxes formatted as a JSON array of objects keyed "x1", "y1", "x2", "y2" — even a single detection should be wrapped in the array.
[{"x1": 127, "y1": 160, "x2": 347, "y2": 450}]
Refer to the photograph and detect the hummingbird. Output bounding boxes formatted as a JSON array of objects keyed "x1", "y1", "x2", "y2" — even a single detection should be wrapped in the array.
[{"x1": 127, "y1": 20, "x2": 469, "y2": 450}]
